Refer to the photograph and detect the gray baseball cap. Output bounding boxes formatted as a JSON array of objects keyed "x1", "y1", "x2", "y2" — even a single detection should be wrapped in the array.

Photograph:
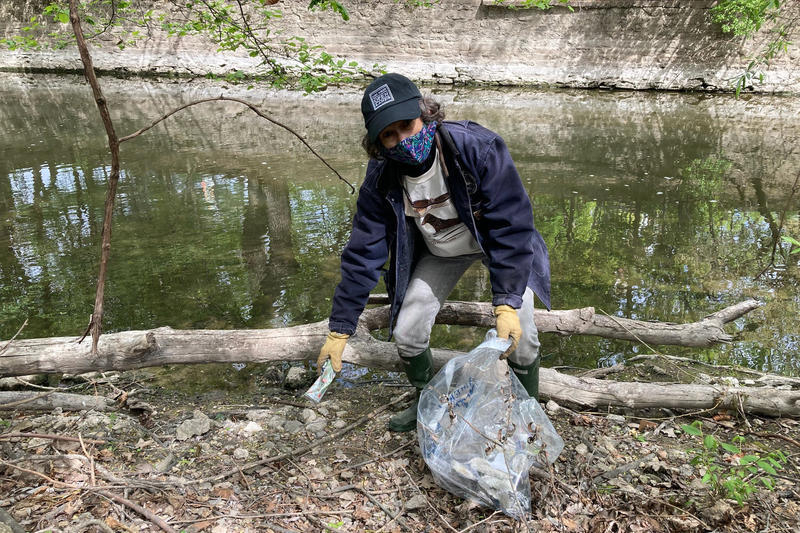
[{"x1": 361, "y1": 73, "x2": 422, "y2": 142}]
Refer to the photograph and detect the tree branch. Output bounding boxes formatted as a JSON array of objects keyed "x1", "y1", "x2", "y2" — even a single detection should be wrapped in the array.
[{"x1": 118, "y1": 96, "x2": 354, "y2": 193}]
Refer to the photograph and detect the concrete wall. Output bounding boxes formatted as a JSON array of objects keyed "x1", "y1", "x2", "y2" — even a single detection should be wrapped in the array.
[{"x1": 1, "y1": 0, "x2": 798, "y2": 92}]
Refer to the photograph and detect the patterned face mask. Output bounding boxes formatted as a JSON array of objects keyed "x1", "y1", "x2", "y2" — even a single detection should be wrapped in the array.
[{"x1": 383, "y1": 121, "x2": 438, "y2": 166}]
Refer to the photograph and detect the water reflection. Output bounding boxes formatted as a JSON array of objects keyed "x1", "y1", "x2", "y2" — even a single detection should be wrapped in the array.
[{"x1": 0, "y1": 74, "x2": 798, "y2": 375}]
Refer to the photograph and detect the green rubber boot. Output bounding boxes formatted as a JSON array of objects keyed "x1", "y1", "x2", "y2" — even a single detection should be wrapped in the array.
[
  {"x1": 508, "y1": 357, "x2": 540, "y2": 401},
  {"x1": 388, "y1": 348, "x2": 434, "y2": 432}
]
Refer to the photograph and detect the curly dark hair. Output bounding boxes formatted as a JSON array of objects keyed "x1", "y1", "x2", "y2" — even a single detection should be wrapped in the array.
[{"x1": 361, "y1": 96, "x2": 446, "y2": 160}]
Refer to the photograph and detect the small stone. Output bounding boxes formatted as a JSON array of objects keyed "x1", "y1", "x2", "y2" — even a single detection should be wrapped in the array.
[
  {"x1": 545, "y1": 400, "x2": 560, "y2": 413},
  {"x1": 155, "y1": 453, "x2": 175, "y2": 473},
  {"x1": 606, "y1": 414, "x2": 625, "y2": 424},
  {"x1": 575, "y1": 443, "x2": 589, "y2": 456},
  {"x1": 701, "y1": 500, "x2": 734, "y2": 525},
  {"x1": 283, "y1": 420, "x2": 304, "y2": 434},
  {"x1": 332, "y1": 419, "x2": 347, "y2": 429},
  {"x1": 233, "y1": 447, "x2": 249, "y2": 460},
  {"x1": 242, "y1": 421, "x2": 263, "y2": 435},
  {"x1": 301, "y1": 408, "x2": 317, "y2": 423},
  {"x1": 246, "y1": 409, "x2": 271, "y2": 421},
  {"x1": 176, "y1": 411, "x2": 211, "y2": 441},
  {"x1": 306, "y1": 420, "x2": 327, "y2": 433},
  {"x1": 284, "y1": 366, "x2": 309, "y2": 389},
  {"x1": 743, "y1": 379, "x2": 756, "y2": 386},
  {"x1": 719, "y1": 376, "x2": 739, "y2": 387},
  {"x1": 340, "y1": 470, "x2": 354, "y2": 480},
  {"x1": 405, "y1": 494, "x2": 428, "y2": 511}
]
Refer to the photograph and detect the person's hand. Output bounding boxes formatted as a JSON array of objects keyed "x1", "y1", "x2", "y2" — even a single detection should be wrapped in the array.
[
  {"x1": 317, "y1": 332, "x2": 350, "y2": 373},
  {"x1": 494, "y1": 305, "x2": 521, "y2": 359}
]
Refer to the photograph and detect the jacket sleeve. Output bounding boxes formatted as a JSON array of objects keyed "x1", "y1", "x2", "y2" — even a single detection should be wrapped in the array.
[
  {"x1": 476, "y1": 134, "x2": 535, "y2": 309},
  {"x1": 328, "y1": 184, "x2": 390, "y2": 335}
]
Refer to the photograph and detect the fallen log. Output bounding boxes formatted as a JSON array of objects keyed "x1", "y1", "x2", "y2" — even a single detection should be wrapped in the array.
[
  {"x1": 365, "y1": 296, "x2": 762, "y2": 347},
  {"x1": 2, "y1": 299, "x2": 793, "y2": 417},
  {"x1": 541, "y1": 370, "x2": 800, "y2": 418},
  {"x1": 0, "y1": 391, "x2": 114, "y2": 412},
  {"x1": 0, "y1": 299, "x2": 761, "y2": 378}
]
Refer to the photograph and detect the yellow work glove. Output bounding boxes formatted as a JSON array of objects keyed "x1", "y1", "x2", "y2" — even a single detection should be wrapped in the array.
[
  {"x1": 494, "y1": 305, "x2": 521, "y2": 359},
  {"x1": 317, "y1": 331, "x2": 350, "y2": 373}
]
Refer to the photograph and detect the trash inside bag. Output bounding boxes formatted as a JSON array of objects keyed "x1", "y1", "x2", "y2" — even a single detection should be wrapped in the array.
[{"x1": 417, "y1": 330, "x2": 564, "y2": 519}]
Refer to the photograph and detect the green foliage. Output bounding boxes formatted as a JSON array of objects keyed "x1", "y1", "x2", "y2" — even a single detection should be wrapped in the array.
[
  {"x1": 309, "y1": 0, "x2": 350, "y2": 20},
  {"x1": 710, "y1": 0, "x2": 781, "y2": 38},
  {"x1": 709, "y1": 1, "x2": 793, "y2": 96},
  {"x1": 678, "y1": 157, "x2": 731, "y2": 202},
  {"x1": 681, "y1": 421, "x2": 786, "y2": 505},
  {"x1": 782, "y1": 235, "x2": 800, "y2": 255},
  {"x1": 394, "y1": 0, "x2": 441, "y2": 7},
  {"x1": 492, "y1": 0, "x2": 573, "y2": 11},
  {"x1": 4, "y1": 0, "x2": 372, "y2": 92},
  {"x1": 732, "y1": 23, "x2": 792, "y2": 96}
]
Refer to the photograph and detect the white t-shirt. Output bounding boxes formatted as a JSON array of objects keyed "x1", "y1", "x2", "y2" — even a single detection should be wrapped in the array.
[{"x1": 402, "y1": 149, "x2": 482, "y2": 257}]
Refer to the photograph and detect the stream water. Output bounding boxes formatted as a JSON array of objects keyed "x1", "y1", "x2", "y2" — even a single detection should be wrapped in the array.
[{"x1": 1, "y1": 74, "x2": 798, "y2": 384}]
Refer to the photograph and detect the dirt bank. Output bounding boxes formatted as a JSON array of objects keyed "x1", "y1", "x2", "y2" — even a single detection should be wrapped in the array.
[{"x1": 2, "y1": 359, "x2": 799, "y2": 532}]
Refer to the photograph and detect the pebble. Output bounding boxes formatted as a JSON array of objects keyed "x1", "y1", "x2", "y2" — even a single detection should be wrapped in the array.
[
  {"x1": 284, "y1": 366, "x2": 308, "y2": 388},
  {"x1": 575, "y1": 443, "x2": 589, "y2": 456},
  {"x1": 301, "y1": 408, "x2": 317, "y2": 423},
  {"x1": 233, "y1": 447, "x2": 249, "y2": 460},
  {"x1": 545, "y1": 400, "x2": 560, "y2": 414},
  {"x1": 176, "y1": 411, "x2": 211, "y2": 441},
  {"x1": 306, "y1": 420, "x2": 327, "y2": 433},
  {"x1": 242, "y1": 421, "x2": 263, "y2": 435},
  {"x1": 405, "y1": 494, "x2": 428, "y2": 511},
  {"x1": 283, "y1": 420, "x2": 304, "y2": 434},
  {"x1": 332, "y1": 419, "x2": 347, "y2": 429}
]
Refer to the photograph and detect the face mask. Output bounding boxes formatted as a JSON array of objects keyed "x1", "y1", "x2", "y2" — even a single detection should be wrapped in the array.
[{"x1": 383, "y1": 121, "x2": 438, "y2": 166}]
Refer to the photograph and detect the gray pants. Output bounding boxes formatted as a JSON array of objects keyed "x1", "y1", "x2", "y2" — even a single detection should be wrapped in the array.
[{"x1": 393, "y1": 250, "x2": 541, "y2": 367}]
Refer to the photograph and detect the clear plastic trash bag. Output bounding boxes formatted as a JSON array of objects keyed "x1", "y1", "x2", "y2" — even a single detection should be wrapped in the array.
[{"x1": 417, "y1": 330, "x2": 564, "y2": 519}]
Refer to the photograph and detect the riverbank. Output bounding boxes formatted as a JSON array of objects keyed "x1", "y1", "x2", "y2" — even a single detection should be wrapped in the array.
[
  {"x1": 1, "y1": 0, "x2": 798, "y2": 94},
  {"x1": 2, "y1": 359, "x2": 799, "y2": 533}
]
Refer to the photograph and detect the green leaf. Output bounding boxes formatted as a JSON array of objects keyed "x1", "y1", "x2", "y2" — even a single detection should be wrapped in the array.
[
  {"x1": 56, "y1": 12, "x2": 69, "y2": 24},
  {"x1": 739, "y1": 455, "x2": 759, "y2": 465},
  {"x1": 703, "y1": 434, "x2": 717, "y2": 450},
  {"x1": 757, "y1": 460, "x2": 777, "y2": 475},
  {"x1": 721, "y1": 442, "x2": 741, "y2": 454},
  {"x1": 681, "y1": 423, "x2": 702, "y2": 436}
]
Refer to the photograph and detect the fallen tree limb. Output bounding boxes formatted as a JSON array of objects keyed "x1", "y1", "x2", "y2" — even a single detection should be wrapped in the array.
[
  {"x1": 365, "y1": 296, "x2": 762, "y2": 347},
  {"x1": 0, "y1": 299, "x2": 762, "y2": 378},
  {"x1": 1, "y1": 299, "x2": 792, "y2": 417},
  {"x1": 540, "y1": 369, "x2": 800, "y2": 417},
  {"x1": 0, "y1": 391, "x2": 114, "y2": 412}
]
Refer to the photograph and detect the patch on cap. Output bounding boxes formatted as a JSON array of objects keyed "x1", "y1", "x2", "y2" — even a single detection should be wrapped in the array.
[{"x1": 369, "y1": 84, "x2": 394, "y2": 111}]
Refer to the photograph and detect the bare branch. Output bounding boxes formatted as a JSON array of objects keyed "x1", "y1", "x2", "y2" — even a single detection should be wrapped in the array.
[{"x1": 118, "y1": 95, "x2": 355, "y2": 193}]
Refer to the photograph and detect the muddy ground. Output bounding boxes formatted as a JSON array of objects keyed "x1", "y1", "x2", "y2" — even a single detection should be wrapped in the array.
[{"x1": 1, "y1": 360, "x2": 799, "y2": 533}]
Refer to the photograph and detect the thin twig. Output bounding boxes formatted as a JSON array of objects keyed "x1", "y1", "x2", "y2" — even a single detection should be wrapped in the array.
[
  {"x1": 456, "y1": 511, "x2": 501, "y2": 533},
  {"x1": 0, "y1": 318, "x2": 28, "y2": 355},
  {"x1": 0, "y1": 433, "x2": 107, "y2": 445},
  {"x1": 171, "y1": 510, "x2": 350, "y2": 525},
  {"x1": 118, "y1": 96, "x2": 354, "y2": 193}
]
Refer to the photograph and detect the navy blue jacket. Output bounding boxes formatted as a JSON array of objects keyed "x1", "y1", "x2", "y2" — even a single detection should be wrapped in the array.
[{"x1": 329, "y1": 120, "x2": 551, "y2": 336}]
